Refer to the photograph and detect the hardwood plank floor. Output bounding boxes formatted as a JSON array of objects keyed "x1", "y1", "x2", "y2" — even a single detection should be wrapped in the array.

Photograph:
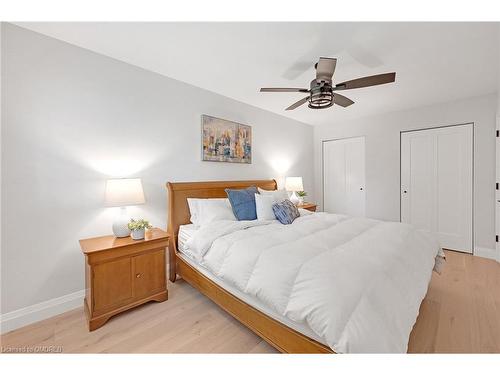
[{"x1": 1, "y1": 250, "x2": 499, "y2": 353}]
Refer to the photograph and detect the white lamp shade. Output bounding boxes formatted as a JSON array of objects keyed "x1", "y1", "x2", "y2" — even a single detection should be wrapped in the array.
[
  {"x1": 285, "y1": 177, "x2": 303, "y2": 192},
  {"x1": 105, "y1": 178, "x2": 145, "y2": 207}
]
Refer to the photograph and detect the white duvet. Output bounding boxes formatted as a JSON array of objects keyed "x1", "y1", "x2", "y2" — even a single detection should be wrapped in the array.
[{"x1": 185, "y1": 212, "x2": 442, "y2": 353}]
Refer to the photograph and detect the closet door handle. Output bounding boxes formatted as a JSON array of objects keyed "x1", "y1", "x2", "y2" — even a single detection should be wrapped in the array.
[{"x1": 403, "y1": 190, "x2": 408, "y2": 194}]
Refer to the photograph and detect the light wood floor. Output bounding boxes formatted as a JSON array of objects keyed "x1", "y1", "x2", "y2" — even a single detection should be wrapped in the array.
[{"x1": 1, "y1": 250, "x2": 499, "y2": 353}]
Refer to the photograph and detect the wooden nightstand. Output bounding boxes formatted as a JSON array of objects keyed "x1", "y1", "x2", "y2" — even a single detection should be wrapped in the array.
[
  {"x1": 79, "y1": 228, "x2": 169, "y2": 331},
  {"x1": 297, "y1": 202, "x2": 317, "y2": 212}
]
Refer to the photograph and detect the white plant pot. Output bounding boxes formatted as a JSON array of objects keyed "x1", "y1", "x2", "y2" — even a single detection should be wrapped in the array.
[
  {"x1": 298, "y1": 197, "x2": 305, "y2": 205},
  {"x1": 131, "y1": 228, "x2": 145, "y2": 240}
]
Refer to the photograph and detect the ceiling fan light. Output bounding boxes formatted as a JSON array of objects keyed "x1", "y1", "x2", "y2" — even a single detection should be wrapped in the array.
[{"x1": 309, "y1": 90, "x2": 333, "y2": 109}]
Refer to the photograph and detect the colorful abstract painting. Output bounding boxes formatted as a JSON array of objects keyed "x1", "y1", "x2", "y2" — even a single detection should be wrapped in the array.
[{"x1": 202, "y1": 115, "x2": 252, "y2": 163}]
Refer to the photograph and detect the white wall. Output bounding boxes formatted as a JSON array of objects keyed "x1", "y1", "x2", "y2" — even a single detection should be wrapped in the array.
[
  {"x1": 0, "y1": 24, "x2": 314, "y2": 316},
  {"x1": 315, "y1": 93, "x2": 498, "y2": 254},
  {"x1": 497, "y1": 26, "x2": 500, "y2": 158},
  {"x1": 496, "y1": 27, "x2": 500, "y2": 261},
  {"x1": 0, "y1": 21, "x2": 3, "y2": 318}
]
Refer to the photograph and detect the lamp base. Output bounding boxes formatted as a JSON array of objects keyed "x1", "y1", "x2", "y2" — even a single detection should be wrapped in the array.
[
  {"x1": 112, "y1": 208, "x2": 131, "y2": 238},
  {"x1": 289, "y1": 191, "x2": 300, "y2": 206}
]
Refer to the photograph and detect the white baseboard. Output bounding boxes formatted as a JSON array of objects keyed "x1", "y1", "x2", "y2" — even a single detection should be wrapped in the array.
[
  {"x1": 474, "y1": 247, "x2": 500, "y2": 262},
  {"x1": 0, "y1": 289, "x2": 85, "y2": 334}
]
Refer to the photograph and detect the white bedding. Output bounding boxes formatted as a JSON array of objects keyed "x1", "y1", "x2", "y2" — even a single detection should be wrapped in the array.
[{"x1": 185, "y1": 212, "x2": 442, "y2": 353}]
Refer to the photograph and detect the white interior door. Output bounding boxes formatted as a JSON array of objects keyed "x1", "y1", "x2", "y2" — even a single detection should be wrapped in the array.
[
  {"x1": 323, "y1": 137, "x2": 366, "y2": 217},
  {"x1": 496, "y1": 118, "x2": 499, "y2": 257},
  {"x1": 401, "y1": 124, "x2": 473, "y2": 253}
]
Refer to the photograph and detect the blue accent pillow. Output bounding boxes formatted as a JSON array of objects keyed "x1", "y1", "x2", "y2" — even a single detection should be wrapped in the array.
[
  {"x1": 225, "y1": 186, "x2": 258, "y2": 220},
  {"x1": 272, "y1": 199, "x2": 300, "y2": 225}
]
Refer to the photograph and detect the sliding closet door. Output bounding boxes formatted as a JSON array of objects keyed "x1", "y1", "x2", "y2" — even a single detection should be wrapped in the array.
[
  {"x1": 401, "y1": 124, "x2": 473, "y2": 253},
  {"x1": 323, "y1": 137, "x2": 366, "y2": 217}
]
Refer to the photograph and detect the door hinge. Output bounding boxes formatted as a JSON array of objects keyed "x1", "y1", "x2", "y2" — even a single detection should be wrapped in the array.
[
  {"x1": 497, "y1": 182, "x2": 499, "y2": 190},
  {"x1": 496, "y1": 235, "x2": 499, "y2": 243},
  {"x1": 497, "y1": 130, "x2": 499, "y2": 137}
]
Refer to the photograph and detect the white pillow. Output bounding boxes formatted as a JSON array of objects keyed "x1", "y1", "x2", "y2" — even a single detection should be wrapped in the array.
[
  {"x1": 187, "y1": 198, "x2": 236, "y2": 227},
  {"x1": 257, "y1": 187, "x2": 289, "y2": 202},
  {"x1": 255, "y1": 193, "x2": 278, "y2": 221}
]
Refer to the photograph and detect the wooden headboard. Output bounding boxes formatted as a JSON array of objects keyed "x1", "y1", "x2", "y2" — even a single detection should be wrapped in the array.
[{"x1": 165, "y1": 179, "x2": 277, "y2": 280}]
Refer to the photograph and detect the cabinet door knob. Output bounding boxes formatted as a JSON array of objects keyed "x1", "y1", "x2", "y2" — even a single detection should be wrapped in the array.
[{"x1": 136, "y1": 273, "x2": 141, "y2": 278}]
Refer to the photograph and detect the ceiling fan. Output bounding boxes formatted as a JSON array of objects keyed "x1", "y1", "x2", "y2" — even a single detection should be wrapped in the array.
[{"x1": 260, "y1": 57, "x2": 396, "y2": 111}]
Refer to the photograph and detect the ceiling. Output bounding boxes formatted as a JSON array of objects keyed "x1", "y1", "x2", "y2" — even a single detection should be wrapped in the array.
[{"x1": 16, "y1": 22, "x2": 500, "y2": 126}]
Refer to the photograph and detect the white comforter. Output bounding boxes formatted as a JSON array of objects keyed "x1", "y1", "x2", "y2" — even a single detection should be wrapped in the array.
[{"x1": 185, "y1": 212, "x2": 441, "y2": 353}]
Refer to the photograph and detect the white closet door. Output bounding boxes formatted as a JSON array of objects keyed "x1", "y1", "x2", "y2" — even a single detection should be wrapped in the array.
[
  {"x1": 323, "y1": 137, "x2": 366, "y2": 217},
  {"x1": 401, "y1": 124, "x2": 473, "y2": 253},
  {"x1": 496, "y1": 118, "x2": 499, "y2": 256}
]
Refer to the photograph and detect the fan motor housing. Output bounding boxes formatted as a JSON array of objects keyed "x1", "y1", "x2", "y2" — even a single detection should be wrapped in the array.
[{"x1": 308, "y1": 80, "x2": 333, "y2": 109}]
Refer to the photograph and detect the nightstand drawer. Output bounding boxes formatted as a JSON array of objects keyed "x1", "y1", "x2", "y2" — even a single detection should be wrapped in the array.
[{"x1": 133, "y1": 249, "x2": 166, "y2": 298}]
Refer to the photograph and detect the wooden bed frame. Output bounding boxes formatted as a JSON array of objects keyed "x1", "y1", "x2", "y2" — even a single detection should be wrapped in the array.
[{"x1": 166, "y1": 179, "x2": 333, "y2": 353}]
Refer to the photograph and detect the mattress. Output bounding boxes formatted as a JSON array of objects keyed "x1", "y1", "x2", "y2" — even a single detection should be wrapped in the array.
[
  {"x1": 176, "y1": 247, "x2": 327, "y2": 346},
  {"x1": 178, "y1": 224, "x2": 198, "y2": 259}
]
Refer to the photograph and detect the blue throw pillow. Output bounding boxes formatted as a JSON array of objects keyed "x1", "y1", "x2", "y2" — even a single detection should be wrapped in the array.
[
  {"x1": 225, "y1": 186, "x2": 258, "y2": 220},
  {"x1": 272, "y1": 199, "x2": 300, "y2": 225}
]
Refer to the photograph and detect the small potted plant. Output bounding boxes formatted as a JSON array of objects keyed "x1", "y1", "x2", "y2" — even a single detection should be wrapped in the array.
[
  {"x1": 128, "y1": 218, "x2": 152, "y2": 240},
  {"x1": 296, "y1": 191, "x2": 307, "y2": 205}
]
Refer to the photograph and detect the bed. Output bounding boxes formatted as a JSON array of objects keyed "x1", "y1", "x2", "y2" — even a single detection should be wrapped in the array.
[{"x1": 166, "y1": 179, "x2": 441, "y2": 353}]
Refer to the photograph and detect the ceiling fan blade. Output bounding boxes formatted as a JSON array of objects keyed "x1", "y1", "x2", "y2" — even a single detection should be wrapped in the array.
[
  {"x1": 316, "y1": 57, "x2": 337, "y2": 82},
  {"x1": 285, "y1": 96, "x2": 310, "y2": 111},
  {"x1": 260, "y1": 87, "x2": 309, "y2": 93},
  {"x1": 333, "y1": 93, "x2": 354, "y2": 107},
  {"x1": 334, "y1": 72, "x2": 396, "y2": 91}
]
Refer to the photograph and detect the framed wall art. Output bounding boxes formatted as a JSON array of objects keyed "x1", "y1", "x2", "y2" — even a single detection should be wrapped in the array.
[{"x1": 201, "y1": 115, "x2": 252, "y2": 163}]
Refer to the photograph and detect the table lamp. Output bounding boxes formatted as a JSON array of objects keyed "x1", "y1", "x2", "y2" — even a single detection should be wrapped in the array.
[
  {"x1": 105, "y1": 178, "x2": 145, "y2": 237},
  {"x1": 285, "y1": 176, "x2": 303, "y2": 205}
]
